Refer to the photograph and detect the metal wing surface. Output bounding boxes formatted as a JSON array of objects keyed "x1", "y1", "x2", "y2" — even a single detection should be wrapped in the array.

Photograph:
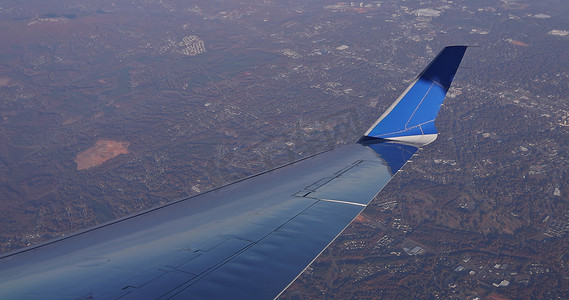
[{"x1": 0, "y1": 46, "x2": 467, "y2": 299}]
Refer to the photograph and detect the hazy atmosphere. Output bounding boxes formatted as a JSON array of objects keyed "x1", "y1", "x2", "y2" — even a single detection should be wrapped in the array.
[{"x1": 1, "y1": 0, "x2": 568, "y2": 298}]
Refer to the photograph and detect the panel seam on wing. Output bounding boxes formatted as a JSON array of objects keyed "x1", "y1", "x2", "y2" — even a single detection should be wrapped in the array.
[
  {"x1": 376, "y1": 119, "x2": 436, "y2": 138},
  {"x1": 405, "y1": 80, "x2": 434, "y2": 129}
]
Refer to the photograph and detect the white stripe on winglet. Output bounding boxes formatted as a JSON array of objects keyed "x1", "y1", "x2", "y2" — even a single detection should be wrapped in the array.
[{"x1": 385, "y1": 134, "x2": 438, "y2": 147}]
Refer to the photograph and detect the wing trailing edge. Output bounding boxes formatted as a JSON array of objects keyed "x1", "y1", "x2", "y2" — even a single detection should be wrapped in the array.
[{"x1": 361, "y1": 46, "x2": 468, "y2": 147}]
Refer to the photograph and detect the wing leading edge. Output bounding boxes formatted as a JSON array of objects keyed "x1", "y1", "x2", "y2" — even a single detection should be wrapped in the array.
[{"x1": 0, "y1": 46, "x2": 467, "y2": 299}]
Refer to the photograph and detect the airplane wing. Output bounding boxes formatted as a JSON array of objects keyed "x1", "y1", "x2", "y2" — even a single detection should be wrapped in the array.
[{"x1": 0, "y1": 46, "x2": 467, "y2": 299}]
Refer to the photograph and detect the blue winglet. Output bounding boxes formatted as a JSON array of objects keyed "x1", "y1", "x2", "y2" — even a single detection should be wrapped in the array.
[{"x1": 362, "y1": 46, "x2": 467, "y2": 145}]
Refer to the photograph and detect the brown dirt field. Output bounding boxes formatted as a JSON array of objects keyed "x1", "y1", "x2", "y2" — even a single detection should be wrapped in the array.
[
  {"x1": 509, "y1": 39, "x2": 529, "y2": 47},
  {"x1": 75, "y1": 139, "x2": 129, "y2": 170}
]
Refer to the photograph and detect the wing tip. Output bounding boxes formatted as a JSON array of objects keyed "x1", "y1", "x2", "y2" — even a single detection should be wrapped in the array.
[
  {"x1": 418, "y1": 45, "x2": 468, "y2": 90},
  {"x1": 360, "y1": 45, "x2": 468, "y2": 144}
]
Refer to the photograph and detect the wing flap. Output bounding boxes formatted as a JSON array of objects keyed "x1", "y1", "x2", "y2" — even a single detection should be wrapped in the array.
[{"x1": 168, "y1": 200, "x2": 365, "y2": 300}]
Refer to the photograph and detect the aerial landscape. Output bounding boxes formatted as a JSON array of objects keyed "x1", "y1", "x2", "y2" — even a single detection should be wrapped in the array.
[{"x1": 0, "y1": 0, "x2": 568, "y2": 298}]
